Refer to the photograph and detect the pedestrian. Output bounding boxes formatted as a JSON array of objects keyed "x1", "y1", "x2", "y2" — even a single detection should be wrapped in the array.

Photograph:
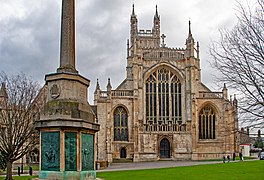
[
  {"x1": 233, "y1": 152, "x2": 236, "y2": 161},
  {"x1": 239, "y1": 152, "x2": 243, "y2": 161},
  {"x1": 223, "y1": 155, "x2": 226, "y2": 163},
  {"x1": 227, "y1": 155, "x2": 230, "y2": 162}
]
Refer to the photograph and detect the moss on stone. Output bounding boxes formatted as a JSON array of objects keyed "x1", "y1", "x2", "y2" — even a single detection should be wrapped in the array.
[{"x1": 43, "y1": 100, "x2": 94, "y2": 121}]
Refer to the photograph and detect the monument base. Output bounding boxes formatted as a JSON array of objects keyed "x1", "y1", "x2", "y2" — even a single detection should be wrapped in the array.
[{"x1": 39, "y1": 170, "x2": 96, "y2": 180}]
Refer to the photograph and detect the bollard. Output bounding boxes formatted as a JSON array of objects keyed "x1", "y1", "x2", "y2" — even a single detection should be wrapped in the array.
[
  {"x1": 18, "y1": 166, "x2": 20, "y2": 176},
  {"x1": 29, "y1": 166, "x2": 33, "y2": 176}
]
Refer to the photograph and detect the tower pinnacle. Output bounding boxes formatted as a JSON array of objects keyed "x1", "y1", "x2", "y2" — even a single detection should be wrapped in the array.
[
  {"x1": 57, "y1": 0, "x2": 77, "y2": 74},
  {"x1": 187, "y1": 20, "x2": 194, "y2": 42},
  {"x1": 189, "y1": 20, "x2": 192, "y2": 36},
  {"x1": 185, "y1": 20, "x2": 195, "y2": 58},
  {"x1": 155, "y1": 5, "x2": 159, "y2": 19},
  {"x1": 132, "y1": 4, "x2": 135, "y2": 16}
]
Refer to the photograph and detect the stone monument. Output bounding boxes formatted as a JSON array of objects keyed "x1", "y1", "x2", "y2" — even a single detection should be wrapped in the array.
[{"x1": 35, "y1": 0, "x2": 100, "y2": 179}]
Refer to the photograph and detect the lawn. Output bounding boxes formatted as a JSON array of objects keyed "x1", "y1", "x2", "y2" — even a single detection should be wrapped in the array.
[
  {"x1": 97, "y1": 160, "x2": 264, "y2": 180},
  {"x1": 197, "y1": 156, "x2": 257, "y2": 162}
]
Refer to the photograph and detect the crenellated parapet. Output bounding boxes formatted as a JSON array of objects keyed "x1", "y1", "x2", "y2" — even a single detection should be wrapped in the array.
[{"x1": 142, "y1": 48, "x2": 185, "y2": 60}]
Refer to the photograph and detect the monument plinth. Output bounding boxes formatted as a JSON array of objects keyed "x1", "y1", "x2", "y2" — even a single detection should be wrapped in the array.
[{"x1": 35, "y1": 0, "x2": 100, "y2": 179}]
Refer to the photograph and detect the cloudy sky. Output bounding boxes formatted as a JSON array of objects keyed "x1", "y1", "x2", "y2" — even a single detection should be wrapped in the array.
[{"x1": 0, "y1": 0, "x2": 251, "y2": 103}]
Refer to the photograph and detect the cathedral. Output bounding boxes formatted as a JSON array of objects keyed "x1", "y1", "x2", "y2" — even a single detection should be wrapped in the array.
[
  {"x1": 0, "y1": 3, "x2": 241, "y2": 173},
  {"x1": 93, "y1": 6, "x2": 239, "y2": 164}
]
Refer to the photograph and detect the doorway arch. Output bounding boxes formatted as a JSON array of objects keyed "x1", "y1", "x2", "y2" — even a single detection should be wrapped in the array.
[
  {"x1": 160, "y1": 138, "x2": 170, "y2": 158},
  {"x1": 120, "y1": 147, "x2": 126, "y2": 158}
]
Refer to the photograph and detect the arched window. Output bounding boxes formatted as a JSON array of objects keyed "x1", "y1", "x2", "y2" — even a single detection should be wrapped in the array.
[
  {"x1": 114, "y1": 107, "x2": 128, "y2": 141},
  {"x1": 146, "y1": 67, "x2": 182, "y2": 124},
  {"x1": 199, "y1": 106, "x2": 216, "y2": 139}
]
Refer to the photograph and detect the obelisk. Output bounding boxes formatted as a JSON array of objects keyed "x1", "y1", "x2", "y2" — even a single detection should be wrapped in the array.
[
  {"x1": 57, "y1": 0, "x2": 77, "y2": 74},
  {"x1": 35, "y1": 0, "x2": 100, "y2": 179}
]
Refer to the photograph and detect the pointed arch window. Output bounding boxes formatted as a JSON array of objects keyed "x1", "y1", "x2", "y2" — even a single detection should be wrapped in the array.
[
  {"x1": 199, "y1": 106, "x2": 216, "y2": 139},
  {"x1": 114, "y1": 107, "x2": 128, "y2": 141},
  {"x1": 145, "y1": 67, "x2": 182, "y2": 124}
]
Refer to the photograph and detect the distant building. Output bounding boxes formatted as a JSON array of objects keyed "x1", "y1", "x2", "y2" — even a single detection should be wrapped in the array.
[
  {"x1": 240, "y1": 144, "x2": 251, "y2": 157},
  {"x1": 239, "y1": 127, "x2": 255, "y2": 145},
  {"x1": 93, "y1": 5, "x2": 239, "y2": 164}
]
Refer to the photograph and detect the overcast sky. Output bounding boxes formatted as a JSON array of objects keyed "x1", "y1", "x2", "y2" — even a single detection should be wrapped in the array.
[{"x1": 0, "y1": 0, "x2": 252, "y2": 103}]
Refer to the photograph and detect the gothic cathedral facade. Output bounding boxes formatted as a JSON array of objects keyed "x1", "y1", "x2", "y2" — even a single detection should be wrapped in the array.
[{"x1": 93, "y1": 6, "x2": 239, "y2": 163}]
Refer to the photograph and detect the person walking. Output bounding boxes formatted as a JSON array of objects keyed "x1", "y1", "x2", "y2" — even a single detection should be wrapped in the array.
[
  {"x1": 223, "y1": 155, "x2": 226, "y2": 163},
  {"x1": 233, "y1": 152, "x2": 236, "y2": 161},
  {"x1": 239, "y1": 152, "x2": 243, "y2": 161},
  {"x1": 227, "y1": 155, "x2": 230, "y2": 162}
]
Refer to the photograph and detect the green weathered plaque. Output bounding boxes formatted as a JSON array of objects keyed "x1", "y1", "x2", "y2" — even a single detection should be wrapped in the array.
[
  {"x1": 65, "y1": 132, "x2": 77, "y2": 171},
  {"x1": 41, "y1": 131, "x2": 60, "y2": 171},
  {"x1": 82, "y1": 133, "x2": 94, "y2": 170}
]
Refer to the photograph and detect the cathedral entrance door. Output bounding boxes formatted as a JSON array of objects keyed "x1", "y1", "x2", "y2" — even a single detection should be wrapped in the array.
[
  {"x1": 120, "y1": 147, "x2": 126, "y2": 158},
  {"x1": 160, "y1": 138, "x2": 170, "y2": 158}
]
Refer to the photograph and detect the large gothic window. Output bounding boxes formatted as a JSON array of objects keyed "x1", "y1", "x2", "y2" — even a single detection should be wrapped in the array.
[
  {"x1": 199, "y1": 106, "x2": 216, "y2": 139},
  {"x1": 145, "y1": 67, "x2": 182, "y2": 124},
  {"x1": 114, "y1": 107, "x2": 128, "y2": 141}
]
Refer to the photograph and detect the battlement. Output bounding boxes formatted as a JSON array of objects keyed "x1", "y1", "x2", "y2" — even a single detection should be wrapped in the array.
[
  {"x1": 142, "y1": 48, "x2": 185, "y2": 60},
  {"x1": 138, "y1": 29, "x2": 153, "y2": 37}
]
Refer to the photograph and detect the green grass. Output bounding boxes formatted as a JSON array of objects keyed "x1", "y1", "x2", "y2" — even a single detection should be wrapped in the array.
[
  {"x1": 97, "y1": 161, "x2": 264, "y2": 180},
  {"x1": 0, "y1": 175, "x2": 37, "y2": 180}
]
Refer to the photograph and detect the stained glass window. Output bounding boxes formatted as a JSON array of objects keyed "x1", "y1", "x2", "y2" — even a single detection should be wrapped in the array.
[
  {"x1": 146, "y1": 67, "x2": 182, "y2": 124},
  {"x1": 114, "y1": 107, "x2": 128, "y2": 141},
  {"x1": 199, "y1": 106, "x2": 216, "y2": 139}
]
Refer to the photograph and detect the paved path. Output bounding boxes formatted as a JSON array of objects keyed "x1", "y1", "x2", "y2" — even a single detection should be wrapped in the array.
[{"x1": 97, "y1": 160, "x2": 223, "y2": 172}]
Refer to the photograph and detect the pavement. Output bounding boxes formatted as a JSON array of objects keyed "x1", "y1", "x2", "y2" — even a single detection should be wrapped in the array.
[{"x1": 97, "y1": 160, "x2": 222, "y2": 172}]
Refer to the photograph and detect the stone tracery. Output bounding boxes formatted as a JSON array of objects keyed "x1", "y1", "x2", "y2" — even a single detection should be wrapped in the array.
[
  {"x1": 146, "y1": 67, "x2": 182, "y2": 126},
  {"x1": 114, "y1": 106, "x2": 128, "y2": 141}
]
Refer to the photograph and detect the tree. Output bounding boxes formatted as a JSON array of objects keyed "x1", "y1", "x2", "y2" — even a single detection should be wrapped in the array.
[
  {"x1": 254, "y1": 130, "x2": 264, "y2": 149},
  {"x1": 209, "y1": 0, "x2": 264, "y2": 128},
  {"x1": 0, "y1": 152, "x2": 7, "y2": 171},
  {"x1": 254, "y1": 137, "x2": 264, "y2": 149},
  {"x1": 0, "y1": 72, "x2": 40, "y2": 180}
]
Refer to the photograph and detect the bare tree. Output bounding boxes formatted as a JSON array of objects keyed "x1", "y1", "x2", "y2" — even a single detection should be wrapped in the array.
[
  {"x1": 209, "y1": 0, "x2": 264, "y2": 129},
  {"x1": 0, "y1": 72, "x2": 41, "y2": 180}
]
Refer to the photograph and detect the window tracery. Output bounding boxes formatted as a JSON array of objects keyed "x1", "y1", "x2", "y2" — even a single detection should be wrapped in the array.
[
  {"x1": 199, "y1": 106, "x2": 216, "y2": 139},
  {"x1": 146, "y1": 67, "x2": 182, "y2": 124},
  {"x1": 114, "y1": 107, "x2": 128, "y2": 141}
]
